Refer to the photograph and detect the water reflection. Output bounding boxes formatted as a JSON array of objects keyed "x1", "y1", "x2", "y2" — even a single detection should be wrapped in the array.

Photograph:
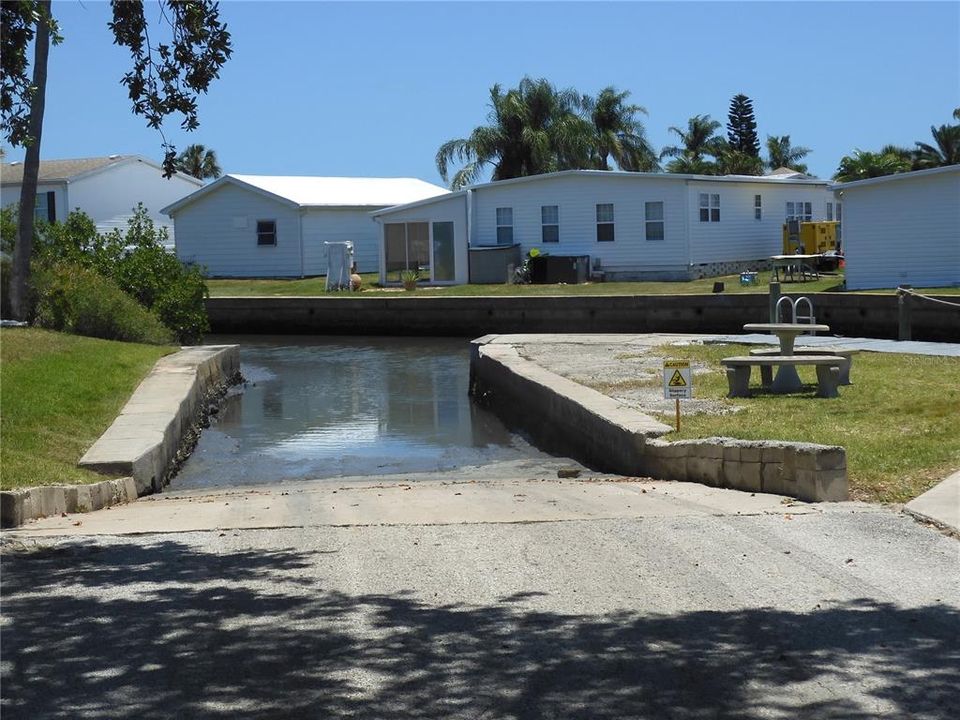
[{"x1": 172, "y1": 336, "x2": 528, "y2": 490}]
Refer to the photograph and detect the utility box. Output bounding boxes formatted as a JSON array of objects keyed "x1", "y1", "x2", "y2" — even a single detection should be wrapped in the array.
[
  {"x1": 782, "y1": 221, "x2": 839, "y2": 255},
  {"x1": 529, "y1": 255, "x2": 590, "y2": 284}
]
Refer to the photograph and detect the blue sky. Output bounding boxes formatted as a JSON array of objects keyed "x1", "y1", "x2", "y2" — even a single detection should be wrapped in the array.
[{"x1": 5, "y1": 0, "x2": 959, "y2": 185}]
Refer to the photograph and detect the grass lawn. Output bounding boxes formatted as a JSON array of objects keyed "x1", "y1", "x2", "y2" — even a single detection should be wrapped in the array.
[
  {"x1": 611, "y1": 343, "x2": 959, "y2": 504},
  {"x1": 0, "y1": 328, "x2": 175, "y2": 490},
  {"x1": 207, "y1": 271, "x2": 960, "y2": 298}
]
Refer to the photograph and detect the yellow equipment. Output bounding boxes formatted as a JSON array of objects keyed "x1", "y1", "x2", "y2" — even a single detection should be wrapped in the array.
[{"x1": 782, "y1": 221, "x2": 839, "y2": 255}]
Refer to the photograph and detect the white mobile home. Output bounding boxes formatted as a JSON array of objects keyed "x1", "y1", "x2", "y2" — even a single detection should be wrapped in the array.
[
  {"x1": 163, "y1": 175, "x2": 448, "y2": 277},
  {"x1": 373, "y1": 169, "x2": 835, "y2": 284},
  {"x1": 0, "y1": 155, "x2": 202, "y2": 244},
  {"x1": 833, "y1": 166, "x2": 960, "y2": 290}
]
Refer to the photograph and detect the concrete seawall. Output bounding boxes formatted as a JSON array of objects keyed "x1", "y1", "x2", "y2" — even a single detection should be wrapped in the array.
[
  {"x1": 0, "y1": 345, "x2": 241, "y2": 528},
  {"x1": 470, "y1": 335, "x2": 848, "y2": 502},
  {"x1": 207, "y1": 293, "x2": 958, "y2": 341}
]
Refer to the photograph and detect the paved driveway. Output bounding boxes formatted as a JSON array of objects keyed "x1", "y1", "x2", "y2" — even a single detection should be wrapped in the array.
[{"x1": 2, "y1": 476, "x2": 958, "y2": 719}]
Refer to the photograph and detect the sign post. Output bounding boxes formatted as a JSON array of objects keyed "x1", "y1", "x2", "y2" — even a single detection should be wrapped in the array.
[{"x1": 663, "y1": 360, "x2": 692, "y2": 432}]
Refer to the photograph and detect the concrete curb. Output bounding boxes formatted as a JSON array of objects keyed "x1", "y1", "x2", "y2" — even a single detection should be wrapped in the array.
[
  {"x1": 0, "y1": 477, "x2": 137, "y2": 529},
  {"x1": 904, "y1": 471, "x2": 960, "y2": 535},
  {"x1": 0, "y1": 345, "x2": 240, "y2": 529},
  {"x1": 470, "y1": 335, "x2": 848, "y2": 502}
]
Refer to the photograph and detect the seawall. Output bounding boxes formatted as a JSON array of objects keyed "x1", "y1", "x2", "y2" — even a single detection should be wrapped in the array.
[{"x1": 207, "y1": 293, "x2": 958, "y2": 341}]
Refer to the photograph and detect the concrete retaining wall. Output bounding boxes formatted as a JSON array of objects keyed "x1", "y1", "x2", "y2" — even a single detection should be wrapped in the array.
[
  {"x1": 470, "y1": 336, "x2": 848, "y2": 502},
  {"x1": 0, "y1": 345, "x2": 240, "y2": 528},
  {"x1": 207, "y1": 292, "x2": 958, "y2": 341}
]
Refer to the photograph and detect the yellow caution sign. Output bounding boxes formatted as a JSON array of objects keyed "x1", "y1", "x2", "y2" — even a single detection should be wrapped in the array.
[{"x1": 663, "y1": 360, "x2": 692, "y2": 400}]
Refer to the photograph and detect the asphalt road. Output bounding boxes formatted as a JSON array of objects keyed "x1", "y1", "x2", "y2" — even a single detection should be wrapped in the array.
[{"x1": 2, "y1": 477, "x2": 958, "y2": 719}]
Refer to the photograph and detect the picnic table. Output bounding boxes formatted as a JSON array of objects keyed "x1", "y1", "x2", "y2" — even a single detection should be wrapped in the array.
[
  {"x1": 770, "y1": 254, "x2": 821, "y2": 282},
  {"x1": 742, "y1": 322, "x2": 831, "y2": 393}
]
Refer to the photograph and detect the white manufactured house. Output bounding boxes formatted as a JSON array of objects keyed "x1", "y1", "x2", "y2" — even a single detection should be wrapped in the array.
[
  {"x1": 372, "y1": 169, "x2": 836, "y2": 285},
  {"x1": 163, "y1": 175, "x2": 448, "y2": 277},
  {"x1": 0, "y1": 155, "x2": 203, "y2": 243},
  {"x1": 832, "y1": 166, "x2": 960, "y2": 290}
]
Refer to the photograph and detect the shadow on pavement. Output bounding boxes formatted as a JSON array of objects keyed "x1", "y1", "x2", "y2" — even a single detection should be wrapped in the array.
[{"x1": 1, "y1": 539, "x2": 957, "y2": 719}]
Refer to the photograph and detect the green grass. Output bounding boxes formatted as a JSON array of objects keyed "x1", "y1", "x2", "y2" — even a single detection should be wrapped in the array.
[
  {"x1": 0, "y1": 328, "x2": 175, "y2": 490},
  {"x1": 208, "y1": 270, "x2": 846, "y2": 297},
  {"x1": 207, "y1": 269, "x2": 960, "y2": 298},
  {"x1": 601, "y1": 344, "x2": 960, "y2": 504}
]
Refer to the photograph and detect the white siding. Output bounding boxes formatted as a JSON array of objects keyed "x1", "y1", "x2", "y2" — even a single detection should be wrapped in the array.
[
  {"x1": 301, "y1": 208, "x2": 382, "y2": 275},
  {"x1": 374, "y1": 193, "x2": 469, "y2": 284},
  {"x1": 686, "y1": 181, "x2": 833, "y2": 264},
  {"x1": 0, "y1": 182, "x2": 68, "y2": 223},
  {"x1": 472, "y1": 174, "x2": 690, "y2": 273},
  {"x1": 842, "y1": 170, "x2": 960, "y2": 290},
  {"x1": 68, "y1": 159, "x2": 201, "y2": 241},
  {"x1": 173, "y1": 182, "x2": 302, "y2": 277}
]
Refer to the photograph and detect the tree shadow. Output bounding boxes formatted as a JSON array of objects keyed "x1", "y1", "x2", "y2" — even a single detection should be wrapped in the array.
[{"x1": 1, "y1": 539, "x2": 957, "y2": 719}]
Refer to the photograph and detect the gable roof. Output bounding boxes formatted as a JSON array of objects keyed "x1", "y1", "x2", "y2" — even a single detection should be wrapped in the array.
[
  {"x1": 0, "y1": 155, "x2": 203, "y2": 186},
  {"x1": 162, "y1": 174, "x2": 449, "y2": 215}
]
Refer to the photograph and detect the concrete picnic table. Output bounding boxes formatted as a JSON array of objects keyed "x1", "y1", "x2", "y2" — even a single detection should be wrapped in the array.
[{"x1": 742, "y1": 322, "x2": 832, "y2": 392}]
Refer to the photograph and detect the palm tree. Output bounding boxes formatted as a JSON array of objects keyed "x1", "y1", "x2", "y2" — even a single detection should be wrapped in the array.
[
  {"x1": 660, "y1": 114, "x2": 723, "y2": 174},
  {"x1": 436, "y1": 78, "x2": 589, "y2": 189},
  {"x1": 714, "y1": 141, "x2": 765, "y2": 175},
  {"x1": 913, "y1": 123, "x2": 960, "y2": 169},
  {"x1": 833, "y1": 149, "x2": 912, "y2": 182},
  {"x1": 765, "y1": 135, "x2": 810, "y2": 173},
  {"x1": 175, "y1": 144, "x2": 221, "y2": 179},
  {"x1": 583, "y1": 87, "x2": 658, "y2": 172}
]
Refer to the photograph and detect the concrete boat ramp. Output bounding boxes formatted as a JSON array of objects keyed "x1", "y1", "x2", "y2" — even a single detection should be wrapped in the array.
[
  {"x1": 8, "y1": 469, "x2": 830, "y2": 537},
  {"x1": 2, "y1": 333, "x2": 958, "y2": 719}
]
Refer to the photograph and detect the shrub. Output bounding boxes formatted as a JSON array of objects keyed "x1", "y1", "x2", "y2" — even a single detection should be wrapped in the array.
[
  {"x1": 32, "y1": 205, "x2": 209, "y2": 343},
  {"x1": 32, "y1": 263, "x2": 173, "y2": 344}
]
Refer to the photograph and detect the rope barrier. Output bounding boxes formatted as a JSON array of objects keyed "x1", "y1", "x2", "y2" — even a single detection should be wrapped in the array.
[{"x1": 898, "y1": 288, "x2": 960, "y2": 309}]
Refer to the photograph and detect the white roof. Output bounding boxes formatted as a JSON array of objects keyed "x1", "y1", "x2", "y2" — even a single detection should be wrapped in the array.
[
  {"x1": 162, "y1": 174, "x2": 449, "y2": 215},
  {"x1": 226, "y1": 175, "x2": 448, "y2": 207},
  {"x1": 831, "y1": 165, "x2": 960, "y2": 191}
]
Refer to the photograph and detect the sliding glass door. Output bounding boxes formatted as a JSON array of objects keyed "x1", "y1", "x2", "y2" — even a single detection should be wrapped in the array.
[
  {"x1": 384, "y1": 221, "x2": 456, "y2": 283},
  {"x1": 384, "y1": 222, "x2": 429, "y2": 282}
]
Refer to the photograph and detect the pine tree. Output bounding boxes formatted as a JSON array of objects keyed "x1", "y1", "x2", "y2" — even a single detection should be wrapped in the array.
[{"x1": 726, "y1": 94, "x2": 760, "y2": 157}]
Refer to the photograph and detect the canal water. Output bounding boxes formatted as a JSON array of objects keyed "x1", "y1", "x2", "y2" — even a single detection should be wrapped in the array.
[{"x1": 171, "y1": 336, "x2": 538, "y2": 490}]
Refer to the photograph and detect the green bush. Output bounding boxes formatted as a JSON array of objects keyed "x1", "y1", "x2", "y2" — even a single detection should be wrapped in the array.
[
  {"x1": 32, "y1": 263, "x2": 173, "y2": 344},
  {"x1": 33, "y1": 205, "x2": 209, "y2": 343}
]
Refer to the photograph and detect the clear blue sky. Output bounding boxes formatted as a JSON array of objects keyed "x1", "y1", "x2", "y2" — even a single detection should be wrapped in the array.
[{"x1": 6, "y1": 0, "x2": 959, "y2": 185}]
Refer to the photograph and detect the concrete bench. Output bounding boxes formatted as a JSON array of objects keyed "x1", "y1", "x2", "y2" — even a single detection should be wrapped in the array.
[
  {"x1": 720, "y1": 356, "x2": 846, "y2": 398},
  {"x1": 749, "y1": 347, "x2": 857, "y2": 386}
]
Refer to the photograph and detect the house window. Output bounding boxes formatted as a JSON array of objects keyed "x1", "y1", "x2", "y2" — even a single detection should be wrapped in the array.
[
  {"x1": 826, "y1": 202, "x2": 834, "y2": 221},
  {"x1": 645, "y1": 201, "x2": 664, "y2": 241},
  {"x1": 786, "y1": 201, "x2": 812, "y2": 221},
  {"x1": 34, "y1": 191, "x2": 55, "y2": 223},
  {"x1": 496, "y1": 207, "x2": 513, "y2": 245},
  {"x1": 754, "y1": 194, "x2": 762, "y2": 221},
  {"x1": 699, "y1": 193, "x2": 720, "y2": 222},
  {"x1": 596, "y1": 203, "x2": 614, "y2": 242},
  {"x1": 256, "y1": 219, "x2": 277, "y2": 246},
  {"x1": 541, "y1": 205, "x2": 559, "y2": 243}
]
